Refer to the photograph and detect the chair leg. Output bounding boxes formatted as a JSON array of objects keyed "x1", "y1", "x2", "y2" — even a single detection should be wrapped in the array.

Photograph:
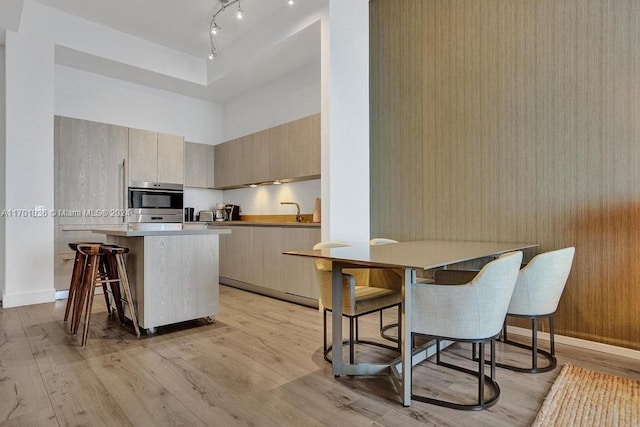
[
  {"x1": 115, "y1": 254, "x2": 140, "y2": 337},
  {"x1": 397, "y1": 305, "x2": 402, "y2": 352},
  {"x1": 497, "y1": 314, "x2": 557, "y2": 373},
  {"x1": 379, "y1": 305, "x2": 401, "y2": 345},
  {"x1": 549, "y1": 315, "x2": 555, "y2": 356},
  {"x1": 80, "y1": 256, "x2": 99, "y2": 347},
  {"x1": 323, "y1": 309, "x2": 328, "y2": 357},
  {"x1": 412, "y1": 338, "x2": 501, "y2": 410},
  {"x1": 490, "y1": 339, "x2": 496, "y2": 380},
  {"x1": 71, "y1": 259, "x2": 94, "y2": 335},
  {"x1": 64, "y1": 251, "x2": 85, "y2": 323},
  {"x1": 478, "y1": 342, "x2": 485, "y2": 406},
  {"x1": 532, "y1": 317, "x2": 538, "y2": 371},
  {"x1": 98, "y1": 260, "x2": 112, "y2": 315},
  {"x1": 349, "y1": 317, "x2": 355, "y2": 364}
]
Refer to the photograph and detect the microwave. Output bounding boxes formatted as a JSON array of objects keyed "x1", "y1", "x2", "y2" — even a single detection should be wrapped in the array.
[{"x1": 128, "y1": 181, "x2": 183, "y2": 223}]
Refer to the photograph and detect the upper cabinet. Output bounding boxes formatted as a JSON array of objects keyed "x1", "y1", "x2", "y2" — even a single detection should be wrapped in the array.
[
  {"x1": 213, "y1": 113, "x2": 320, "y2": 189},
  {"x1": 185, "y1": 141, "x2": 215, "y2": 189},
  {"x1": 128, "y1": 128, "x2": 184, "y2": 184},
  {"x1": 269, "y1": 114, "x2": 321, "y2": 180}
]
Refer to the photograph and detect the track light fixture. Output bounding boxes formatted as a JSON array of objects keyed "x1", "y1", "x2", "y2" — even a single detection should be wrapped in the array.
[{"x1": 208, "y1": 0, "x2": 294, "y2": 59}]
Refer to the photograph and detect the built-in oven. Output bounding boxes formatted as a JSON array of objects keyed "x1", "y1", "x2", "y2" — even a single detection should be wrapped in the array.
[{"x1": 128, "y1": 181, "x2": 183, "y2": 225}]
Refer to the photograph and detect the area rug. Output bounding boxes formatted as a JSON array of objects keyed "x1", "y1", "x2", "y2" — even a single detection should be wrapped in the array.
[{"x1": 531, "y1": 363, "x2": 639, "y2": 426}]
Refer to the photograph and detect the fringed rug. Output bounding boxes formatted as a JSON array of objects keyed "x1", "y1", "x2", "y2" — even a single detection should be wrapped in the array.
[{"x1": 532, "y1": 363, "x2": 639, "y2": 426}]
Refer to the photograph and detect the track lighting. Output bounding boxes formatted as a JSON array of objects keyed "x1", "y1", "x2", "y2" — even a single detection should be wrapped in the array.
[{"x1": 208, "y1": 0, "x2": 294, "y2": 59}]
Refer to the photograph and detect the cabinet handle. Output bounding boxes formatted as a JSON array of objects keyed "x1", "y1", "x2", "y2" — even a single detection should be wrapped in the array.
[{"x1": 122, "y1": 158, "x2": 127, "y2": 223}]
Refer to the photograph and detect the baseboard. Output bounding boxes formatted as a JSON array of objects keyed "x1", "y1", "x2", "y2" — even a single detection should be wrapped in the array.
[
  {"x1": 220, "y1": 277, "x2": 319, "y2": 309},
  {"x1": 2, "y1": 288, "x2": 56, "y2": 308},
  {"x1": 55, "y1": 290, "x2": 69, "y2": 300},
  {"x1": 507, "y1": 325, "x2": 640, "y2": 361}
]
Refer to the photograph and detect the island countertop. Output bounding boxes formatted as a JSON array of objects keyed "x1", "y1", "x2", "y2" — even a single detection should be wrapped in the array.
[{"x1": 90, "y1": 227, "x2": 232, "y2": 237}]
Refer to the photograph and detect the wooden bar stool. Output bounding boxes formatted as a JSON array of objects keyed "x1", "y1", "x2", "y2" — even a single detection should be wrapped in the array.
[
  {"x1": 64, "y1": 242, "x2": 107, "y2": 332},
  {"x1": 71, "y1": 244, "x2": 104, "y2": 343},
  {"x1": 99, "y1": 245, "x2": 141, "y2": 338},
  {"x1": 73, "y1": 244, "x2": 141, "y2": 346}
]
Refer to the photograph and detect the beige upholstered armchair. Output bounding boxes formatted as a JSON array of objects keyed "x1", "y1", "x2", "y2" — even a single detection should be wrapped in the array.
[
  {"x1": 313, "y1": 241, "x2": 402, "y2": 364},
  {"x1": 499, "y1": 247, "x2": 575, "y2": 373},
  {"x1": 410, "y1": 251, "x2": 523, "y2": 410}
]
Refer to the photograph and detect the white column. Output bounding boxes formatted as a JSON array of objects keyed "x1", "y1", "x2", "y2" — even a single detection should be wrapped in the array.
[
  {"x1": 0, "y1": 46, "x2": 6, "y2": 298},
  {"x1": 321, "y1": 0, "x2": 370, "y2": 245},
  {"x1": 3, "y1": 24, "x2": 56, "y2": 307}
]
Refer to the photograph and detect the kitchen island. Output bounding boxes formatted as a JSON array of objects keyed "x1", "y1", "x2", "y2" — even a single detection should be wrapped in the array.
[{"x1": 91, "y1": 227, "x2": 231, "y2": 334}]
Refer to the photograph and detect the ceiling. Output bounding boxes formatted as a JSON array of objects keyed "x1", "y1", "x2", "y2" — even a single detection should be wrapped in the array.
[{"x1": 28, "y1": 0, "x2": 324, "y2": 103}]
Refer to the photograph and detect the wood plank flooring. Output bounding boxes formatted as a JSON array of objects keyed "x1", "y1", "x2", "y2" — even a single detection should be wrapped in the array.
[{"x1": 1, "y1": 285, "x2": 638, "y2": 426}]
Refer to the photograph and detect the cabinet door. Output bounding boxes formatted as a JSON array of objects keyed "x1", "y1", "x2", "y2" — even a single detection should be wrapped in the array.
[
  {"x1": 250, "y1": 227, "x2": 284, "y2": 292},
  {"x1": 280, "y1": 228, "x2": 321, "y2": 298},
  {"x1": 128, "y1": 128, "x2": 157, "y2": 183},
  {"x1": 268, "y1": 123, "x2": 287, "y2": 181},
  {"x1": 214, "y1": 140, "x2": 242, "y2": 189},
  {"x1": 56, "y1": 117, "x2": 128, "y2": 225},
  {"x1": 297, "y1": 113, "x2": 321, "y2": 177},
  {"x1": 219, "y1": 226, "x2": 252, "y2": 283},
  {"x1": 157, "y1": 132, "x2": 184, "y2": 184},
  {"x1": 207, "y1": 144, "x2": 216, "y2": 188},
  {"x1": 185, "y1": 142, "x2": 209, "y2": 188},
  {"x1": 243, "y1": 133, "x2": 270, "y2": 184}
]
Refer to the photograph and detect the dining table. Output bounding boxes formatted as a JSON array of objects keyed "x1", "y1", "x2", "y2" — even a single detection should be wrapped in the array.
[{"x1": 284, "y1": 239, "x2": 538, "y2": 407}]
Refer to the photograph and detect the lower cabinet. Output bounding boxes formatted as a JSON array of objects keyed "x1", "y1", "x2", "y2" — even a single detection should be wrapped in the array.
[{"x1": 219, "y1": 226, "x2": 320, "y2": 304}]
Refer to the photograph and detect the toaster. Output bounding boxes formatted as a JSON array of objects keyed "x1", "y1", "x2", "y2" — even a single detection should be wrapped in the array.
[{"x1": 198, "y1": 210, "x2": 214, "y2": 222}]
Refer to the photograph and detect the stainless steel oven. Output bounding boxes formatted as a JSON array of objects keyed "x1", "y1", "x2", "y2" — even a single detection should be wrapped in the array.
[{"x1": 128, "y1": 181, "x2": 183, "y2": 224}]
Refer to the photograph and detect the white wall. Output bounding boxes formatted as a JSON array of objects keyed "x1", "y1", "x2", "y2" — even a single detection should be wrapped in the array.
[
  {"x1": 224, "y1": 180, "x2": 320, "y2": 216},
  {"x1": 0, "y1": 45, "x2": 5, "y2": 299},
  {"x1": 223, "y1": 62, "x2": 321, "y2": 141},
  {"x1": 4, "y1": 25, "x2": 56, "y2": 307},
  {"x1": 55, "y1": 65, "x2": 223, "y2": 145},
  {"x1": 183, "y1": 187, "x2": 224, "y2": 217}
]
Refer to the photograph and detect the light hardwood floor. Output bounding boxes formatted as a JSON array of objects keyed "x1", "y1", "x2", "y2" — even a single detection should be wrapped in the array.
[{"x1": 1, "y1": 286, "x2": 638, "y2": 426}]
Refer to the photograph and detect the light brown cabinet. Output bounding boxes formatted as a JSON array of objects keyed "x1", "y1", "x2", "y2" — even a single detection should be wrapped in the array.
[
  {"x1": 219, "y1": 226, "x2": 252, "y2": 283},
  {"x1": 213, "y1": 138, "x2": 242, "y2": 189},
  {"x1": 185, "y1": 141, "x2": 215, "y2": 188},
  {"x1": 213, "y1": 113, "x2": 320, "y2": 189},
  {"x1": 269, "y1": 114, "x2": 321, "y2": 181},
  {"x1": 54, "y1": 116, "x2": 127, "y2": 289},
  {"x1": 128, "y1": 128, "x2": 184, "y2": 184},
  {"x1": 55, "y1": 116, "x2": 128, "y2": 225},
  {"x1": 218, "y1": 225, "x2": 320, "y2": 303}
]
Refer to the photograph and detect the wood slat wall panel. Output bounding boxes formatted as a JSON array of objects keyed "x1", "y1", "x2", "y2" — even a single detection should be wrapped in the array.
[{"x1": 370, "y1": 0, "x2": 640, "y2": 349}]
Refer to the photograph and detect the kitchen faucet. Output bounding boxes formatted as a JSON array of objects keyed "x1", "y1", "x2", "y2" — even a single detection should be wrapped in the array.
[{"x1": 280, "y1": 201, "x2": 302, "y2": 222}]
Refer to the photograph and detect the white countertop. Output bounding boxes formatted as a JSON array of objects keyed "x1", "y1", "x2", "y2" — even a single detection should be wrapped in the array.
[{"x1": 90, "y1": 227, "x2": 231, "y2": 237}]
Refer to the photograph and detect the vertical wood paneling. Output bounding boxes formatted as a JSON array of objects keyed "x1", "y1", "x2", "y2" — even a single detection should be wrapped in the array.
[{"x1": 371, "y1": 0, "x2": 640, "y2": 349}]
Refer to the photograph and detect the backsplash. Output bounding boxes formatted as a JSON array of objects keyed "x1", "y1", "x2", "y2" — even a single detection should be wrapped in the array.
[{"x1": 223, "y1": 179, "x2": 321, "y2": 216}]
